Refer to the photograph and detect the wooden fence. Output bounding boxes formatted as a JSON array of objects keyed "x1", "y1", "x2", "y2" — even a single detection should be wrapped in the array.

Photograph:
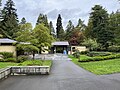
[{"x1": 0, "y1": 66, "x2": 50, "y2": 80}]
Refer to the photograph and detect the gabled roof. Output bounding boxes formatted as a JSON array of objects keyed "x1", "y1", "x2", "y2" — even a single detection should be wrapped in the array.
[
  {"x1": 0, "y1": 38, "x2": 17, "y2": 43},
  {"x1": 52, "y1": 41, "x2": 69, "y2": 46}
]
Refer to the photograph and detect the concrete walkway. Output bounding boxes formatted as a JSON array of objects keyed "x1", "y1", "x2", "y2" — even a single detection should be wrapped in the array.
[{"x1": 1, "y1": 55, "x2": 120, "y2": 90}]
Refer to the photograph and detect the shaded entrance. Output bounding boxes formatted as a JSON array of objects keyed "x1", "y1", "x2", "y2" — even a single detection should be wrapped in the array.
[{"x1": 51, "y1": 41, "x2": 69, "y2": 54}]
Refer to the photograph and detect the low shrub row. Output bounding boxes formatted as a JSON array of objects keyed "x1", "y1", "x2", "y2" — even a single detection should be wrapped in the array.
[
  {"x1": 0, "y1": 58, "x2": 16, "y2": 62},
  {"x1": 78, "y1": 54, "x2": 120, "y2": 62},
  {"x1": 87, "y1": 51, "x2": 112, "y2": 57},
  {"x1": 0, "y1": 56, "x2": 29, "y2": 63}
]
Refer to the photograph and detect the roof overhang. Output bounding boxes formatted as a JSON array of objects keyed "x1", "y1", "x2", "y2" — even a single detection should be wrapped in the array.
[{"x1": 52, "y1": 41, "x2": 69, "y2": 46}]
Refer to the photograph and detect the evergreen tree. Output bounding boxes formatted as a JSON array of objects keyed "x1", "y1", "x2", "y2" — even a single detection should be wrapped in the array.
[
  {"x1": 84, "y1": 19, "x2": 93, "y2": 38},
  {"x1": 36, "y1": 13, "x2": 49, "y2": 28},
  {"x1": 65, "y1": 20, "x2": 74, "y2": 40},
  {"x1": 56, "y1": 14, "x2": 65, "y2": 40},
  {"x1": 1, "y1": 0, "x2": 18, "y2": 38},
  {"x1": 109, "y1": 11, "x2": 120, "y2": 45},
  {"x1": 49, "y1": 21, "x2": 55, "y2": 37},
  {"x1": 66, "y1": 20, "x2": 74, "y2": 33},
  {"x1": 76, "y1": 19, "x2": 86, "y2": 31},
  {"x1": 20, "y1": 17, "x2": 26, "y2": 24},
  {"x1": 89, "y1": 5, "x2": 114, "y2": 49}
]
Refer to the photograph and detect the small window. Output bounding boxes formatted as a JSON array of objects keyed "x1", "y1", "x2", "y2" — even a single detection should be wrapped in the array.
[{"x1": 72, "y1": 47, "x2": 76, "y2": 52}]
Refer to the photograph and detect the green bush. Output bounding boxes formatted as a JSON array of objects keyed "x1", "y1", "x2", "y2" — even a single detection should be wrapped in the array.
[
  {"x1": 79, "y1": 54, "x2": 120, "y2": 62},
  {"x1": 80, "y1": 51, "x2": 89, "y2": 55},
  {"x1": 73, "y1": 51, "x2": 80, "y2": 58},
  {"x1": 17, "y1": 55, "x2": 28, "y2": 63},
  {"x1": 0, "y1": 58, "x2": 16, "y2": 62},
  {"x1": 108, "y1": 46, "x2": 120, "y2": 52},
  {"x1": 0, "y1": 52, "x2": 13, "y2": 59},
  {"x1": 4, "y1": 58, "x2": 16, "y2": 62},
  {"x1": 87, "y1": 51, "x2": 112, "y2": 57}
]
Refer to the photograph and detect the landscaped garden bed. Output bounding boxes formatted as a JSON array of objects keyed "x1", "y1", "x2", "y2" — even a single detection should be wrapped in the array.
[{"x1": 69, "y1": 52, "x2": 120, "y2": 75}]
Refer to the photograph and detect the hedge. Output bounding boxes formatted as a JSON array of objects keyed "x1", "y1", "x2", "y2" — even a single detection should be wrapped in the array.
[
  {"x1": 78, "y1": 54, "x2": 120, "y2": 62},
  {"x1": 86, "y1": 51, "x2": 112, "y2": 57}
]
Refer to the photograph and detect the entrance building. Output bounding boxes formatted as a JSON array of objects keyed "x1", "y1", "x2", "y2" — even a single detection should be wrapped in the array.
[{"x1": 51, "y1": 41, "x2": 69, "y2": 54}]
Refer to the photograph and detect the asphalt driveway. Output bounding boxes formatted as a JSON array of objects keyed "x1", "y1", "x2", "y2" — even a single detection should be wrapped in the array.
[{"x1": 0, "y1": 55, "x2": 120, "y2": 90}]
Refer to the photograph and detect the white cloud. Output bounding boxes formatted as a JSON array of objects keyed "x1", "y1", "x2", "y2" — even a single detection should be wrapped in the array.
[{"x1": 1, "y1": 0, "x2": 120, "y2": 28}]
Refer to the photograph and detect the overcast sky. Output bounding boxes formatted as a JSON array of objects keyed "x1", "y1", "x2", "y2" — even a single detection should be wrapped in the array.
[{"x1": 2, "y1": 0, "x2": 120, "y2": 28}]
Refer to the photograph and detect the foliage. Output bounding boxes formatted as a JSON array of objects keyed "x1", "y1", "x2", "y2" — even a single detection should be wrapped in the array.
[
  {"x1": 0, "y1": 52, "x2": 13, "y2": 59},
  {"x1": 76, "y1": 58, "x2": 120, "y2": 75},
  {"x1": 86, "y1": 5, "x2": 114, "y2": 49},
  {"x1": 49, "y1": 21, "x2": 56, "y2": 37},
  {"x1": 80, "y1": 51, "x2": 89, "y2": 55},
  {"x1": 20, "y1": 17, "x2": 26, "y2": 24},
  {"x1": 73, "y1": 50, "x2": 80, "y2": 58},
  {"x1": 87, "y1": 51, "x2": 112, "y2": 57},
  {"x1": 70, "y1": 55, "x2": 120, "y2": 75},
  {"x1": 33, "y1": 24, "x2": 54, "y2": 52},
  {"x1": 69, "y1": 28, "x2": 85, "y2": 45},
  {"x1": 0, "y1": 58, "x2": 16, "y2": 62},
  {"x1": 108, "y1": 45, "x2": 120, "y2": 52},
  {"x1": 18, "y1": 60, "x2": 52, "y2": 66},
  {"x1": 0, "y1": 62, "x2": 18, "y2": 69},
  {"x1": 17, "y1": 55, "x2": 28, "y2": 63},
  {"x1": 36, "y1": 13, "x2": 49, "y2": 28},
  {"x1": 82, "y1": 38, "x2": 99, "y2": 51},
  {"x1": 16, "y1": 23, "x2": 33, "y2": 42},
  {"x1": 56, "y1": 14, "x2": 65, "y2": 40},
  {"x1": 76, "y1": 19, "x2": 86, "y2": 31},
  {"x1": 109, "y1": 11, "x2": 120, "y2": 45},
  {"x1": 0, "y1": 0, "x2": 18, "y2": 38},
  {"x1": 78, "y1": 54, "x2": 120, "y2": 62}
]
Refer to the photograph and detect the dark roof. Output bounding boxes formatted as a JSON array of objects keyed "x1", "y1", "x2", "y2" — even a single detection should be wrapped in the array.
[
  {"x1": 52, "y1": 41, "x2": 69, "y2": 46},
  {"x1": 0, "y1": 38, "x2": 17, "y2": 43}
]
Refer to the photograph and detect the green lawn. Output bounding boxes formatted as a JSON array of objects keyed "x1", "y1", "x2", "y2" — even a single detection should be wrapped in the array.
[
  {"x1": 0, "y1": 62, "x2": 18, "y2": 69},
  {"x1": 69, "y1": 55, "x2": 120, "y2": 75}
]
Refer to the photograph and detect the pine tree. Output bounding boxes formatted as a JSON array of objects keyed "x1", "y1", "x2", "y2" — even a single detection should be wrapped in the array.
[
  {"x1": 65, "y1": 20, "x2": 74, "y2": 40},
  {"x1": 36, "y1": 13, "x2": 49, "y2": 28},
  {"x1": 20, "y1": 17, "x2": 26, "y2": 24},
  {"x1": 56, "y1": 14, "x2": 64, "y2": 40},
  {"x1": 49, "y1": 21, "x2": 55, "y2": 37},
  {"x1": 76, "y1": 19, "x2": 86, "y2": 31},
  {"x1": 1, "y1": 0, "x2": 18, "y2": 38},
  {"x1": 89, "y1": 5, "x2": 114, "y2": 49},
  {"x1": 109, "y1": 11, "x2": 120, "y2": 45},
  {"x1": 66, "y1": 20, "x2": 74, "y2": 33}
]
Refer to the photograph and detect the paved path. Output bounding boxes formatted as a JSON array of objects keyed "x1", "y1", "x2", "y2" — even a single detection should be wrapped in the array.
[{"x1": 1, "y1": 55, "x2": 120, "y2": 90}]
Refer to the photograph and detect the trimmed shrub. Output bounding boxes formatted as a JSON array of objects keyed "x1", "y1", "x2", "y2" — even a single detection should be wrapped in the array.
[
  {"x1": 78, "y1": 54, "x2": 120, "y2": 62},
  {"x1": 0, "y1": 52, "x2": 13, "y2": 59},
  {"x1": 80, "y1": 51, "x2": 89, "y2": 55},
  {"x1": 87, "y1": 51, "x2": 112, "y2": 57},
  {"x1": 17, "y1": 55, "x2": 28, "y2": 63},
  {"x1": 4, "y1": 58, "x2": 16, "y2": 62},
  {"x1": 0, "y1": 58, "x2": 16, "y2": 62}
]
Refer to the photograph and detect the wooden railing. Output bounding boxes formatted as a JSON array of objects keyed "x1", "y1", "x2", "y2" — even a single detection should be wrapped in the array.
[
  {"x1": 0, "y1": 66, "x2": 50, "y2": 80},
  {"x1": 0, "y1": 68, "x2": 11, "y2": 80}
]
